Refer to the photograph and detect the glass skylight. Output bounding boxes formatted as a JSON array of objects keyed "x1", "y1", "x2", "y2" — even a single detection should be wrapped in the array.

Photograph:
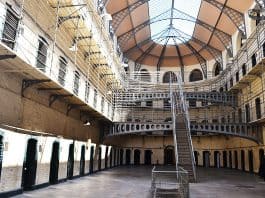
[{"x1": 148, "y1": 0, "x2": 202, "y2": 45}]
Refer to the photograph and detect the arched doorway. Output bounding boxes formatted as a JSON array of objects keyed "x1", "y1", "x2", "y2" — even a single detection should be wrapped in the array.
[
  {"x1": 134, "y1": 149, "x2": 141, "y2": 165},
  {"x1": 163, "y1": 71, "x2": 177, "y2": 83},
  {"x1": 229, "y1": 151, "x2": 232, "y2": 168},
  {"x1": 67, "y1": 143, "x2": 74, "y2": 179},
  {"x1": 89, "y1": 146, "x2": 94, "y2": 173},
  {"x1": 80, "y1": 145, "x2": 85, "y2": 175},
  {"x1": 213, "y1": 62, "x2": 222, "y2": 76},
  {"x1": 139, "y1": 69, "x2": 151, "y2": 82},
  {"x1": 144, "y1": 150, "x2": 152, "y2": 165},
  {"x1": 248, "y1": 150, "x2": 254, "y2": 173},
  {"x1": 234, "y1": 151, "x2": 238, "y2": 169},
  {"x1": 22, "y1": 139, "x2": 38, "y2": 190},
  {"x1": 214, "y1": 151, "x2": 221, "y2": 168},
  {"x1": 223, "y1": 151, "x2": 227, "y2": 168},
  {"x1": 98, "y1": 147, "x2": 102, "y2": 171},
  {"x1": 120, "y1": 149, "x2": 124, "y2": 165},
  {"x1": 259, "y1": 149, "x2": 264, "y2": 172},
  {"x1": 126, "y1": 149, "x2": 131, "y2": 165},
  {"x1": 164, "y1": 146, "x2": 175, "y2": 165},
  {"x1": 241, "y1": 150, "x2": 245, "y2": 171},
  {"x1": 49, "y1": 141, "x2": 59, "y2": 184},
  {"x1": 203, "y1": 151, "x2": 210, "y2": 168},
  {"x1": 189, "y1": 69, "x2": 203, "y2": 82},
  {"x1": 194, "y1": 151, "x2": 199, "y2": 166}
]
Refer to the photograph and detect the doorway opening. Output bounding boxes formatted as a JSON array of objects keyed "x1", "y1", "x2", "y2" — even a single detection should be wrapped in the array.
[
  {"x1": 229, "y1": 151, "x2": 232, "y2": 168},
  {"x1": 214, "y1": 151, "x2": 220, "y2": 168},
  {"x1": 248, "y1": 150, "x2": 254, "y2": 173},
  {"x1": 241, "y1": 150, "x2": 245, "y2": 171},
  {"x1": 109, "y1": 148, "x2": 113, "y2": 168},
  {"x1": 89, "y1": 146, "x2": 94, "y2": 174},
  {"x1": 125, "y1": 149, "x2": 131, "y2": 165},
  {"x1": 67, "y1": 143, "x2": 74, "y2": 179},
  {"x1": 22, "y1": 139, "x2": 38, "y2": 190},
  {"x1": 80, "y1": 145, "x2": 85, "y2": 175},
  {"x1": 144, "y1": 150, "x2": 152, "y2": 165},
  {"x1": 105, "y1": 147, "x2": 109, "y2": 169},
  {"x1": 234, "y1": 151, "x2": 238, "y2": 169},
  {"x1": 134, "y1": 149, "x2": 141, "y2": 165},
  {"x1": 98, "y1": 147, "x2": 102, "y2": 171},
  {"x1": 223, "y1": 151, "x2": 227, "y2": 168},
  {"x1": 120, "y1": 149, "x2": 124, "y2": 165},
  {"x1": 203, "y1": 151, "x2": 210, "y2": 168},
  {"x1": 164, "y1": 146, "x2": 175, "y2": 165},
  {"x1": 49, "y1": 141, "x2": 59, "y2": 184}
]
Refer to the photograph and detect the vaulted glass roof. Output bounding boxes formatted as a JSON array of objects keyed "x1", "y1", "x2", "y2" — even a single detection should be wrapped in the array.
[{"x1": 149, "y1": 0, "x2": 201, "y2": 44}]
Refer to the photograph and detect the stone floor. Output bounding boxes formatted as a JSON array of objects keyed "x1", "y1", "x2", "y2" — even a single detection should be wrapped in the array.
[{"x1": 15, "y1": 166, "x2": 265, "y2": 198}]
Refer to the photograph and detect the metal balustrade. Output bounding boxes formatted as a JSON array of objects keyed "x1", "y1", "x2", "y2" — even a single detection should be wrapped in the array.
[
  {"x1": 107, "y1": 122, "x2": 260, "y2": 142},
  {"x1": 114, "y1": 91, "x2": 236, "y2": 107}
]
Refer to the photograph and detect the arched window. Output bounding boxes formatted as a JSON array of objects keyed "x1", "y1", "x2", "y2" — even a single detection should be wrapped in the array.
[
  {"x1": 213, "y1": 62, "x2": 222, "y2": 76},
  {"x1": 189, "y1": 69, "x2": 203, "y2": 82},
  {"x1": 139, "y1": 69, "x2": 151, "y2": 82},
  {"x1": 163, "y1": 71, "x2": 177, "y2": 83}
]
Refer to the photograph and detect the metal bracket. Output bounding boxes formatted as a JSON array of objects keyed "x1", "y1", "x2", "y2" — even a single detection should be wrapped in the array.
[
  {"x1": 58, "y1": 15, "x2": 81, "y2": 27},
  {"x1": 21, "y1": 79, "x2": 51, "y2": 97},
  {"x1": 0, "y1": 54, "x2": 16, "y2": 60},
  {"x1": 67, "y1": 104, "x2": 86, "y2": 116},
  {"x1": 49, "y1": 94, "x2": 73, "y2": 107}
]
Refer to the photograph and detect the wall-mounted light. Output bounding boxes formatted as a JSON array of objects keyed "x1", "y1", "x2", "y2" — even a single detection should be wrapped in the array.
[
  {"x1": 69, "y1": 41, "x2": 78, "y2": 52},
  {"x1": 84, "y1": 120, "x2": 91, "y2": 126},
  {"x1": 101, "y1": 13, "x2": 112, "y2": 21}
]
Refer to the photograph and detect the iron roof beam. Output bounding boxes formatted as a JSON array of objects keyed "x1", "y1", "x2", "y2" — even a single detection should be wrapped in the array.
[
  {"x1": 203, "y1": 0, "x2": 246, "y2": 38},
  {"x1": 118, "y1": 8, "x2": 232, "y2": 54},
  {"x1": 112, "y1": 0, "x2": 150, "y2": 30}
]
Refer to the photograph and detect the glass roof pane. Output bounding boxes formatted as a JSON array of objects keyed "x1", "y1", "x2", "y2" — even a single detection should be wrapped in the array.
[{"x1": 149, "y1": 0, "x2": 202, "y2": 45}]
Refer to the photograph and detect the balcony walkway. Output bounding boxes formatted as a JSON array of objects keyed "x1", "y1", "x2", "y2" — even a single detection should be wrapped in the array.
[{"x1": 15, "y1": 166, "x2": 265, "y2": 198}]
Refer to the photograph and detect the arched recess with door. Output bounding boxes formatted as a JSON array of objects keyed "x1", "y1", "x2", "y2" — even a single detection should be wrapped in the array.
[
  {"x1": 134, "y1": 149, "x2": 141, "y2": 165},
  {"x1": 164, "y1": 146, "x2": 175, "y2": 165},
  {"x1": 213, "y1": 62, "x2": 222, "y2": 77},
  {"x1": 22, "y1": 139, "x2": 38, "y2": 190},
  {"x1": 67, "y1": 143, "x2": 74, "y2": 179},
  {"x1": 203, "y1": 151, "x2": 210, "y2": 168},
  {"x1": 126, "y1": 149, "x2": 131, "y2": 165},
  {"x1": 80, "y1": 145, "x2": 85, "y2": 175},
  {"x1": 49, "y1": 141, "x2": 59, "y2": 184},
  {"x1": 139, "y1": 69, "x2": 151, "y2": 82},
  {"x1": 189, "y1": 69, "x2": 203, "y2": 82},
  {"x1": 163, "y1": 71, "x2": 177, "y2": 83},
  {"x1": 214, "y1": 151, "x2": 221, "y2": 168},
  {"x1": 144, "y1": 150, "x2": 152, "y2": 165}
]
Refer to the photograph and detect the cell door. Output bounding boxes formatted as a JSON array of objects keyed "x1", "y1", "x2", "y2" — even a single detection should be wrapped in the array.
[
  {"x1": 164, "y1": 147, "x2": 174, "y2": 165},
  {"x1": 119, "y1": 149, "x2": 124, "y2": 165},
  {"x1": 248, "y1": 150, "x2": 254, "y2": 173},
  {"x1": 98, "y1": 147, "x2": 102, "y2": 171},
  {"x1": 214, "y1": 151, "x2": 220, "y2": 168},
  {"x1": 134, "y1": 149, "x2": 141, "y2": 165},
  {"x1": 80, "y1": 145, "x2": 85, "y2": 175},
  {"x1": 67, "y1": 143, "x2": 74, "y2": 179},
  {"x1": 89, "y1": 146, "x2": 94, "y2": 173},
  {"x1": 49, "y1": 142, "x2": 59, "y2": 184},
  {"x1": 223, "y1": 151, "x2": 227, "y2": 168},
  {"x1": 203, "y1": 151, "x2": 210, "y2": 168},
  {"x1": 144, "y1": 150, "x2": 152, "y2": 165},
  {"x1": 125, "y1": 149, "x2": 131, "y2": 165},
  {"x1": 22, "y1": 139, "x2": 38, "y2": 190},
  {"x1": 241, "y1": 150, "x2": 245, "y2": 171}
]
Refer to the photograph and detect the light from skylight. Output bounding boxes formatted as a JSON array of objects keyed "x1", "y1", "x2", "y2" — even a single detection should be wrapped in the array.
[{"x1": 149, "y1": 0, "x2": 202, "y2": 45}]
